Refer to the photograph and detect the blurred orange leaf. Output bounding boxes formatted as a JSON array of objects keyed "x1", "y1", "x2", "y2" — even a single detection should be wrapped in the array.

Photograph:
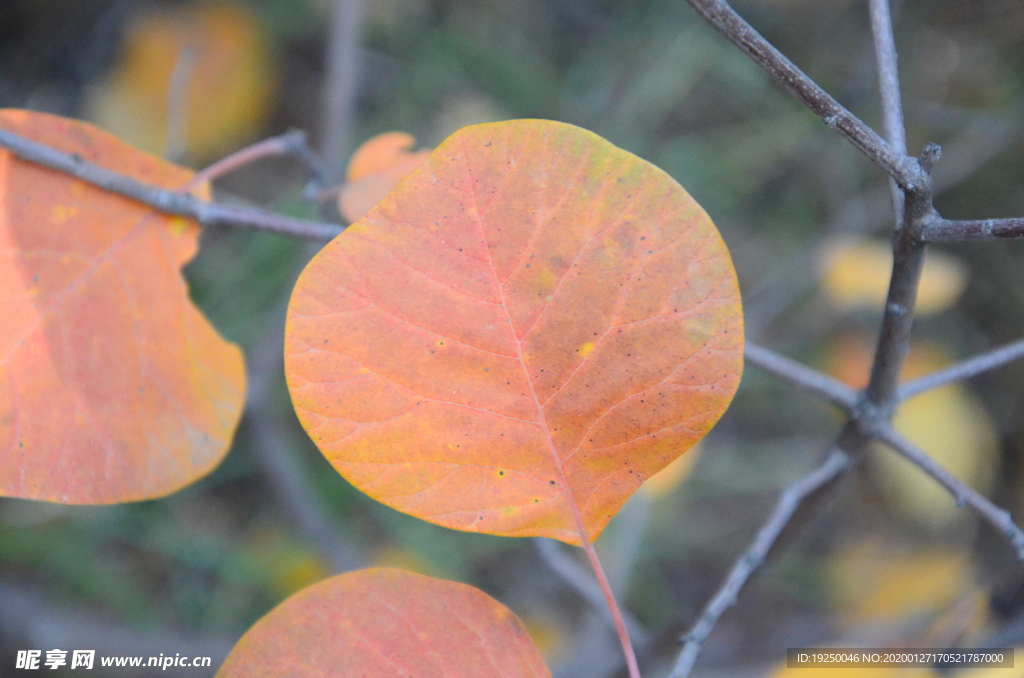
[
  {"x1": 86, "y1": 4, "x2": 275, "y2": 162},
  {"x1": 286, "y1": 119, "x2": 743, "y2": 545},
  {"x1": 0, "y1": 110, "x2": 245, "y2": 503},
  {"x1": 217, "y1": 568, "x2": 551, "y2": 678},
  {"x1": 338, "y1": 132, "x2": 431, "y2": 223}
]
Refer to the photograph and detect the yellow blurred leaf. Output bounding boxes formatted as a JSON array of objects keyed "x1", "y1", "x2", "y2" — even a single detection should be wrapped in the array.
[
  {"x1": 86, "y1": 4, "x2": 275, "y2": 162},
  {"x1": 247, "y1": 531, "x2": 331, "y2": 599},
  {"x1": 820, "y1": 238, "x2": 968, "y2": 316},
  {"x1": 640, "y1": 442, "x2": 702, "y2": 498},
  {"x1": 882, "y1": 380, "x2": 998, "y2": 529},
  {"x1": 952, "y1": 652, "x2": 1024, "y2": 678},
  {"x1": 768, "y1": 661, "x2": 932, "y2": 678},
  {"x1": 430, "y1": 93, "x2": 511, "y2": 142},
  {"x1": 520, "y1": 616, "x2": 569, "y2": 661},
  {"x1": 371, "y1": 544, "x2": 434, "y2": 577},
  {"x1": 828, "y1": 541, "x2": 974, "y2": 625},
  {"x1": 823, "y1": 335, "x2": 999, "y2": 529}
]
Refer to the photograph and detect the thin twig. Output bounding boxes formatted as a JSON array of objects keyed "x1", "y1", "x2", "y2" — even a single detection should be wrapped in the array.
[
  {"x1": 164, "y1": 44, "x2": 198, "y2": 163},
  {"x1": 574, "y1": 518, "x2": 641, "y2": 678},
  {"x1": 322, "y1": 0, "x2": 367, "y2": 182},
  {"x1": 245, "y1": 292, "x2": 365, "y2": 574},
  {"x1": 670, "y1": 448, "x2": 852, "y2": 678},
  {"x1": 682, "y1": 0, "x2": 923, "y2": 191},
  {"x1": 0, "y1": 127, "x2": 343, "y2": 241},
  {"x1": 868, "y1": 0, "x2": 906, "y2": 225},
  {"x1": 191, "y1": 129, "x2": 326, "y2": 191},
  {"x1": 898, "y1": 337, "x2": 1024, "y2": 401},
  {"x1": 875, "y1": 425, "x2": 1024, "y2": 561},
  {"x1": 745, "y1": 343, "x2": 858, "y2": 412},
  {"x1": 533, "y1": 538, "x2": 648, "y2": 645},
  {"x1": 0, "y1": 580, "x2": 233, "y2": 677},
  {"x1": 923, "y1": 217, "x2": 1024, "y2": 242}
]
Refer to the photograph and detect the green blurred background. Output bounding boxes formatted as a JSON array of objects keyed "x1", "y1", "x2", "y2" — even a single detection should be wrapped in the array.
[{"x1": 2, "y1": 0, "x2": 1024, "y2": 676}]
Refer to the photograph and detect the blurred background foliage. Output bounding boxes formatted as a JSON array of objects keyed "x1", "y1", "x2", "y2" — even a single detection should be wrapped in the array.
[{"x1": 2, "y1": 0, "x2": 1024, "y2": 676}]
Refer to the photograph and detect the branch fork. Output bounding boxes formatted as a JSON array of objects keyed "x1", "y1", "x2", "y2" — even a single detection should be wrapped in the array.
[{"x1": 672, "y1": 1, "x2": 1024, "y2": 676}]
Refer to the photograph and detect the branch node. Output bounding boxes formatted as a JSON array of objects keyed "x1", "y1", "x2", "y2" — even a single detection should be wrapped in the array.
[
  {"x1": 919, "y1": 142, "x2": 943, "y2": 173},
  {"x1": 885, "y1": 302, "x2": 907, "y2": 317}
]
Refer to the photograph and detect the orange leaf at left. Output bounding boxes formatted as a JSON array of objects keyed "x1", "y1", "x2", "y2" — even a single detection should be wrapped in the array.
[
  {"x1": 0, "y1": 110, "x2": 245, "y2": 504},
  {"x1": 217, "y1": 568, "x2": 551, "y2": 678}
]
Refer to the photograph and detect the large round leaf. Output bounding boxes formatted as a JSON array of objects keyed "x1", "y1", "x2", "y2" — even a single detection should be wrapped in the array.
[
  {"x1": 285, "y1": 119, "x2": 742, "y2": 544},
  {"x1": 0, "y1": 110, "x2": 245, "y2": 503},
  {"x1": 217, "y1": 568, "x2": 550, "y2": 678}
]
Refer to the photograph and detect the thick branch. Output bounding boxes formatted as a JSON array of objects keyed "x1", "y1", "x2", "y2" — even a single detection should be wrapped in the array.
[
  {"x1": 922, "y1": 217, "x2": 1024, "y2": 242},
  {"x1": 683, "y1": 0, "x2": 923, "y2": 190},
  {"x1": 863, "y1": 144, "x2": 941, "y2": 409},
  {"x1": 669, "y1": 448, "x2": 852, "y2": 678},
  {"x1": 898, "y1": 337, "x2": 1024, "y2": 401},
  {"x1": 875, "y1": 426, "x2": 1024, "y2": 561},
  {"x1": 745, "y1": 343, "x2": 857, "y2": 412},
  {"x1": 0, "y1": 127, "x2": 343, "y2": 241}
]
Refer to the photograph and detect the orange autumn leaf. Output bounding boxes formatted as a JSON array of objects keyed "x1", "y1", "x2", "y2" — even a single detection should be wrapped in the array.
[
  {"x1": 86, "y1": 4, "x2": 275, "y2": 162},
  {"x1": 338, "y1": 132, "x2": 431, "y2": 223},
  {"x1": 217, "y1": 568, "x2": 550, "y2": 678},
  {"x1": 0, "y1": 110, "x2": 245, "y2": 504},
  {"x1": 286, "y1": 119, "x2": 743, "y2": 545}
]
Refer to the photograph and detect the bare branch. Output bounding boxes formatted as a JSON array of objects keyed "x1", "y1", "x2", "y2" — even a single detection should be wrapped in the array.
[
  {"x1": 922, "y1": 217, "x2": 1024, "y2": 242},
  {"x1": 875, "y1": 425, "x2": 1024, "y2": 561},
  {"x1": 533, "y1": 538, "x2": 648, "y2": 645},
  {"x1": 682, "y1": 0, "x2": 923, "y2": 190},
  {"x1": 0, "y1": 580, "x2": 233, "y2": 678},
  {"x1": 245, "y1": 296, "x2": 365, "y2": 574},
  {"x1": 670, "y1": 447, "x2": 852, "y2": 678},
  {"x1": 164, "y1": 44, "x2": 198, "y2": 163},
  {"x1": 745, "y1": 342, "x2": 858, "y2": 412},
  {"x1": 863, "y1": 144, "x2": 940, "y2": 409},
  {"x1": 244, "y1": 410, "x2": 366, "y2": 574},
  {"x1": 0, "y1": 127, "x2": 343, "y2": 241},
  {"x1": 868, "y1": 0, "x2": 907, "y2": 225},
  {"x1": 898, "y1": 337, "x2": 1024, "y2": 401},
  {"x1": 322, "y1": 0, "x2": 368, "y2": 182},
  {"x1": 191, "y1": 129, "x2": 326, "y2": 193}
]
